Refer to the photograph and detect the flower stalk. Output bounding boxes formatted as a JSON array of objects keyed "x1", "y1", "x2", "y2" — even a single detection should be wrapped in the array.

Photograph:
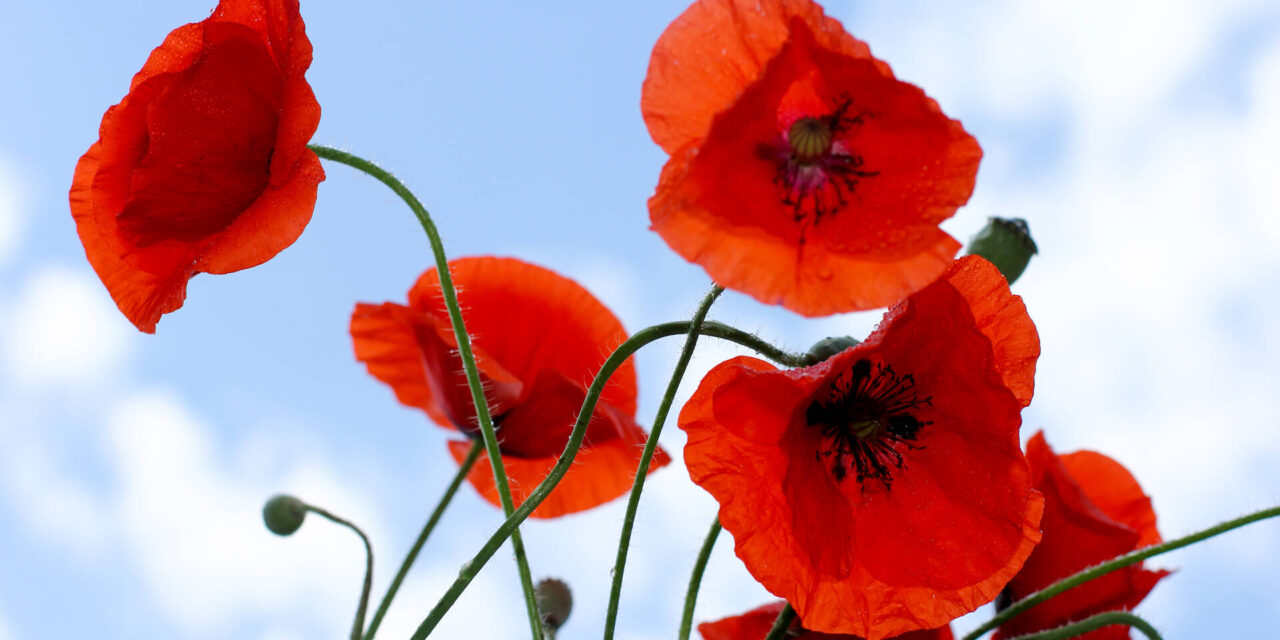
[
  {"x1": 677, "y1": 517, "x2": 722, "y2": 640},
  {"x1": 962, "y1": 505, "x2": 1280, "y2": 640},
  {"x1": 408, "y1": 320, "x2": 806, "y2": 639},
  {"x1": 309, "y1": 144, "x2": 543, "y2": 640},
  {"x1": 603, "y1": 285, "x2": 723, "y2": 639},
  {"x1": 364, "y1": 439, "x2": 485, "y2": 639}
]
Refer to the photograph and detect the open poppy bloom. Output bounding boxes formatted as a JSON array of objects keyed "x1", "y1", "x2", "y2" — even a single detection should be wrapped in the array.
[
  {"x1": 678, "y1": 256, "x2": 1043, "y2": 639},
  {"x1": 351, "y1": 256, "x2": 669, "y2": 518},
  {"x1": 995, "y1": 432, "x2": 1169, "y2": 640},
  {"x1": 699, "y1": 602, "x2": 953, "y2": 640},
  {"x1": 71, "y1": 0, "x2": 324, "y2": 332},
  {"x1": 643, "y1": 0, "x2": 981, "y2": 316}
]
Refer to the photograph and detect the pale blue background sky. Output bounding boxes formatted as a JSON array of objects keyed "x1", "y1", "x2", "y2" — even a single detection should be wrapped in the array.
[{"x1": 2, "y1": 1, "x2": 1279, "y2": 638}]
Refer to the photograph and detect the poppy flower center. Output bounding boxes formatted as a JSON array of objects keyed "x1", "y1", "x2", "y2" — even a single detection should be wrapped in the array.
[
  {"x1": 804, "y1": 358, "x2": 931, "y2": 488},
  {"x1": 770, "y1": 98, "x2": 879, "y2": 225},
  {"x1": 788, "y1": 116, "x2": 833, "y2": 162}
]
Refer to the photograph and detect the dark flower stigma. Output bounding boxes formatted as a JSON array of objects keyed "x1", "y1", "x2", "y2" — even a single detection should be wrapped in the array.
[
  {"x1": 765, "y1": 98, "x2": 879, "y2": 225},
  {"x1": 805, "y1": 358, "x2": 931, "y2": 489}
]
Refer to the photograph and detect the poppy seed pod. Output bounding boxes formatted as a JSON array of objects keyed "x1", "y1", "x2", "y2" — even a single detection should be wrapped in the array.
[
  {"x1": 535, "y1": 577, "x2": 573, "y2": 632},
  {"x1": 262, "y1": 494, "x2": 307, "y2": 536},
  {"x1": 967, "y1": 217, "x2": 1038, "y2": 284},
  {"x1": 805, "y1": 336, "x2": 861, "y2": 365}
]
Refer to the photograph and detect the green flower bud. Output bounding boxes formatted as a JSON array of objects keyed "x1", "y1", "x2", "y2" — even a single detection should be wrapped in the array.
[
  {"x1": 535, "y1": 577, "x2": 573, "y2": 632},
  {"x1": 966, "y1": 217, "x2": 1038, "y2": 284},
  {"x1": 805, "y1": 336, "x2": 861, "y2": 365},
  {"x1": 262, "y1": 494, "x2": 307, "y2": 536}
]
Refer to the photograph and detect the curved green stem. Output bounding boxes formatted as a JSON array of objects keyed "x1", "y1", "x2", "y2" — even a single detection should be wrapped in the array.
[
  {"x1": 1002, "y1": 611, "x2": 1162, "y2": 640},
  {"x1": 677, "y1": 518, "x2": 722, "y2": 640},
  {"x1": 304, "y1": 505, "x2": 375, "y2": 640},
  {"x1": 409, "y1": 321, "x2": 806, "y2": 639},
  {"x1": 603, "y1": 286, "x2": 723, "y2": 639},
  {"x1": 962, "y1": 505, "x2": 1280, "y2": 640},
  {"x1": 364, "y1": 440, "x2": 484, "y2": 639},
  {"x1": 763, "y1": 604, "x2": 796, "y2": 640},
  {"x1": 310, "y1": 144, "x2": 542, "y2": 640}
]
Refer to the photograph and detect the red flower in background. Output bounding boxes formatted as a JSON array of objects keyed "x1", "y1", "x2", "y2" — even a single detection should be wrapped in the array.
[
  {"x1": 643, "y1": 0, "x2": 981, "y2": 316},
  {"x1": 71, "y1": 0, "x2": 324, "y2": 333},
  {"x1": 995, "y1": 433, "x2": 1169, "y2": 640},
  {"x1": 351, "y1": 256, "x2": 669, "y2": 519},
  {"x1": 699, "y1": 602, "x2": 953, "y2": 640},
  {"x1": 678, "y1": 256, "x2": 1042, "y2": 639}
]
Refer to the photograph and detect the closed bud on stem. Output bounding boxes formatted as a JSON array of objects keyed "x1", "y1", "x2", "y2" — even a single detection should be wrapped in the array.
[
  {"x1": 263, "y1": 494, "x2": 307, "y2": 536},
  {"x1": 536, "y1": 577, "x2": 573, "y2": 634},
  {"x1": 966, "y1": 217, "x2": 1038, "y2": 284},
  {"x1": 805, "y1": 336, "x2": 861, "y2": 365}
]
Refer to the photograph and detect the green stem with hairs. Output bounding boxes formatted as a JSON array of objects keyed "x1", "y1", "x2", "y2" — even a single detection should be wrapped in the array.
[
  {"x1": 603, "y1": 286, "x2": 723, "y2": 639},
  {"x1": 762, "y1": 604, "x2": 796, "y2": 640},
  {"x1": 310, "y1": 144, "x2": 543, "y2": 640},
  {"x1": 302, "y1": 504, "x2": 375, "y2": 640},
  {"x1": 677, "y1": 518, "x2": 722, "y2": 640},
  {"x1": 409, "y1": 321, "x2": 807, "y2": 639},
  {"x1": 962, "y1": 505, "x2": 1280, "y2": 640},
  {"x1": 364, "y1": 440, "x2": 484, "y2": 639},
  {"x1": 1002, "y1": 611, "x2": 1162, "y2": 640}
]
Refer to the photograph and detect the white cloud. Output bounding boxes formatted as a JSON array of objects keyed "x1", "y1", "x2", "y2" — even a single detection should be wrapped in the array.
[
  {"x1": 0, "y1": 154, "x2": 23, "y2": 268},
  {"x1": 103, "y1": 390, "x2": 382, "y2": 637},
  {"x1": 0, "y1": 608, "x2": 14, "y2": 640},
  {"x1": 0, "y1": 404, "x2": 110, "y2": 558},
  {"x1": 2, "y1": 266, "x2": 134, "y2": 388}
]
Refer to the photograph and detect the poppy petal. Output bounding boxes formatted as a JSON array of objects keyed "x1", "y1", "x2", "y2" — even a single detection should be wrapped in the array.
[
  {"x1": 70, "y1": 0, "x2": 322, "y2": 332},
  {"x1": 642, "y1": 0, "x2": 876, "y2": 154},
  {"x1": 407, "y1": 257, "x2": 637, "y2": 415},
  {"x1": 648, "y1": 16, "x2": 979, "y2": 315},
  {"x1": 698, "y1": 601, "x2": 955, "y2": 640},
  {"x1": 350, "y1": 301, "x2": 523, "y2": 431},
  {"x1": 1060, "y1": 450, "x2": 1161, "y2": 547},
  {"x1": 995, "y1": 433, "x2": 1169, "y2": 640},
  {"x1": 449, "y1": 401, "x2": 670, "y2": 519}
]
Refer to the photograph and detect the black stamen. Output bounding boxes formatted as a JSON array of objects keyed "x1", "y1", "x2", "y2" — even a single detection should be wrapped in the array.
[
  {"x1": 770, "y1": 96, "x2": 879, "y2": 225},
  {"x1": 805, "y1": 358, "x2": 931, "y2": 489}
]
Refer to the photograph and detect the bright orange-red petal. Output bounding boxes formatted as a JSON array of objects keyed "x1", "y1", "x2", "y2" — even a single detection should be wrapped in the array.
[
  {"x1": 698, "y1": 602, "x2": 954, "y2": 640},
  {"x1": 350, "y1": 301, "x2": 523, "y2": 431},
  {"x1": 643, "y1": 0, "x2": 877, "y2": 154},
  {"x1": 1060, "y1": 450, "x2": 1162, "y2": 548},
  {"x1": 679, "y1": 257, "x2": 1041, "y2": 638},
  {"x1": 648, "y1": 18, "x2": 979, "y2": 316},
  {"x1": 996, "y1": 433, "x2": 1168, "y2": 640},
  {"x1": 70, "y1": 0, "x2": 322, "y2": 332},
  {"x1": 449, "y1": 401, "x2": 670, "y2": 519},
  {"x1": 406, "y1": 257, "x2": 637, "y2": 416}
]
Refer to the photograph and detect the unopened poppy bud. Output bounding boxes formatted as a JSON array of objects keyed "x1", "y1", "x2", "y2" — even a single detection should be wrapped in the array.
[
  {"x1": 263, "y1": 494, "x2": 307, "y2": 536},
  {"x1": 966, "y1": 217, "x2": 1038, "y2": 284},
  {"x1": 535, "y1": 577, "x2": 573, "y2": 632},
  {"x1": 805, "y1": 336, "x2": 861, "y2": 365}
]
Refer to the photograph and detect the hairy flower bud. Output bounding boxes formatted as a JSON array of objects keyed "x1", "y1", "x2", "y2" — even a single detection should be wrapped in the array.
[
  {"x1": 967, "y1": 217, "x2": 1038, "y2": 284},
  {"x1": 262, "y1": 494, "x2": 307, "y2": 536}
]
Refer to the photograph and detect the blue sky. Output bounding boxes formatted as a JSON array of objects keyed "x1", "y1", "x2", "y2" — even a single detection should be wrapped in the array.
[{"x1": 2, "y1": 1, "x2": 1280, "y2": 638}]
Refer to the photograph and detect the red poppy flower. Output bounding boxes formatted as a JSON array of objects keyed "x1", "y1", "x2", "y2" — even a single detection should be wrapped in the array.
[
  {"x1": 995, "y1": 432, "x2": 1169, "y2": 640},
  {"x1": 350, "y1": 256, "x2": 670, "y2": 519},
  {"x1": 678, "y1": 255, "x2": 1042, "y2": 639},
  {"x1": 70, "y1": 0, "x2": 324, "y2": 333},
  {"x1": 699, "y1": 602, "x2": 953, "y2": 640},
  {"x1": 643, "y1": 0, "x2": 981, "y2": 316}
]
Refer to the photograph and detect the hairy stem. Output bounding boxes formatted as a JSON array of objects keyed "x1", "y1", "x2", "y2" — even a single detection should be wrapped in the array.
[
  {"x1": 677, "y1": 518, "x2": 723, "y2": 640},
  {"x1": 762, "y1": 604, "x2": 796, "y2": 640},
  {"x1": 310, "y1": 144, "x2": 542, "y2": 640},
  {"x1": 604, "y1": 285, "x2": 723, "y2": 639},
  {"x1": 1001, "y1": 611, "x2": 1162, "y2": 640},
  {"x1": 409, "y1": 321, "x2": 807, "y2": 639},
  {"x1": 962, "y1": 505, "x2": 1280, "y2": 640},
  {"x1": 364, "y1": 440, "x2": 484, "y2": 638}
]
